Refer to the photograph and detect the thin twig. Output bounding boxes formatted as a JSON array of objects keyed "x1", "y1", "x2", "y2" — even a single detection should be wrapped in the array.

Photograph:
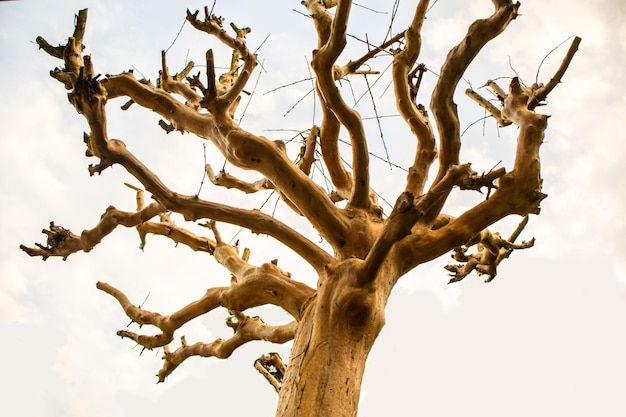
[
  {"x1": 197, "y1": 143, "x2": 208, "y2": 196},
  {"x1": 283, "y1": 88, "x2": 315, "y2": 117},
  {"x1": 264, "y1": 77, "x2": 315, "y2": 95},
  {"x1": 461, "y1": 115, "x2": 491, "y2": 138},
  {"x1": 353, "y1": 2, "x2": 387, "y2": 14},
  {"x1": 253, "y1": 34, "x2": 271, "y2": 55},
  {"x1": 535, "y1": 35, "x2": 576, "y2": 84},
  {"x1": 384, "y1": 0, "x2": 401, "y2": 42},
  {"x1": 337, "y1": 138, "x2": 407, "y2": 171},
  {"x1": 363, "y1": 74, "x2": 392, "y2": 169},
  {"x1": 507, "y1": 56, "x2": 522, "y2": 83},
  {"x1": 306, "y1": 57, "x2": 317, "y2": 125},
  {"x1": 164, "y1": 18, "x2": 187, "y2": 53},
  {"x1": 238, "y1": 58, "x2": 265, "y2": 125}
]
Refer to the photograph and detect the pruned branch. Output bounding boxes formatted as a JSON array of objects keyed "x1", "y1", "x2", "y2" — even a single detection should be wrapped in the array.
[
  {"x1": 185, "y1": 8, "x2": 256, "y2": 110},
  {"x1": 430, "y1": 1, "x2": 520, "y2": 189},
  {"x1": 205, "y1": 164, "x2": 272, "y2": 194},
  {"x1": 159, "y1": 51, "x2": 201, "y2": 109},
  {"x1": 531, "y1": 36, "x2": 582, "y2": 108},
  {"x1": 297, "y1": 126, "x2": 319, "y2": 176},
  {"x1": 333, "y1": 31, "x2": 404, "y2": 79},
  {"x1": 158, "y1": 319, "x2": 296, "y2": 382},
  {"x1": 360, "y1": 163, "x2": 504, "y2": 286},
  {"x1": 465, "y1": 87, "x2": 512, "y2": 128},
  {"x1": 98, "y1": 235, "x2": 312, "y2": 380},
  {"x1": 317, "y1": 98, "x2": 352, "y2": 197},
  {"x1": 98, "y1": 229, "x2": 314, "y2": 328},
  {"x1": 445, "y1": 215, "x2": 534, "y2": 283},
  {"x1": 20, "y1": 202, "x2": 165, "y2": 260},
  {"x1": 392, "y1": 0, "x2": 437, "y2": 196},
  {"x1": 136, "y1": 212, "x2": 216, "y2": 253},
  {"x1": 105, "y1": 73, "x2": 216, "y2": 137},
  {"x1": 36, "y1": 8, "x2": 88, "y2": 89},
  {"x1": 306, "y1": 0, "x2": 371, "y2": 209}
]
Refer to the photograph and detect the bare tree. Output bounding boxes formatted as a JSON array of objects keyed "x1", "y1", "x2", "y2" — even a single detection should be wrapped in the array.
[{"x1": 21, "y1": 1, "x2": 580, "y2": 416}]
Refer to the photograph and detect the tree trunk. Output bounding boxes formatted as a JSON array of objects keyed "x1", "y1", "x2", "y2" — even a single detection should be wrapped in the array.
[{"x1": 275, "y1": 259, "x2": 388, "y2": 417}]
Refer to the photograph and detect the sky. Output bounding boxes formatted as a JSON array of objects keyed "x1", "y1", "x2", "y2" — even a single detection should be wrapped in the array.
[{"x1": 1, "y1": 0, "x2": 625, "y2": 416}]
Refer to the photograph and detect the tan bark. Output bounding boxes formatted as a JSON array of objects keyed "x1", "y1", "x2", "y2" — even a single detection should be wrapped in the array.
[
  {"x1": 276, "y1": 259, "x2": 388, "y2": 417},
  {"x1": 23, "y1": 3, "x2": 581, "y2": 416}
]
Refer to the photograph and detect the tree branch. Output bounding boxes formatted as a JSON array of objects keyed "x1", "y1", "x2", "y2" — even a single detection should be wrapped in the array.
[
  {"x1": 297, "y1": 126, "x2": 319, "y2": 176},
  {"x1": 392, "y1": 0, "x2": 437, "y2": 196},
  {"x1": 185, "y1": 9, "x2": 257, "y2": 111},
  {"x1": 98, "y1": 244, "x2": 312, "y2": 379},
  {"x1": 158, "y1": 319, "x2": 296, "y2": 382},
  {"x1": 36, "y1": 8, "x2": 88, "y2": 89},
  {"x1": 159, "y1": 51, "x2": 202, "y2": 109},
  {"x1": 445, "y1": 215, "x2": 534, "y2": 283},
  {"x1": 393, "y1": 56, "x2": 585, "y2": 277},
  {"x1": 531, "y1": 36, "x2": 582, "y2": 108},
  {"x1": 38, "y1": 34, "x2": 334, "y2": 269},
  {"x1": 306, "y1": 0, "x2": 371, "y2": 209},
  {"x1": 205, "y1": 163, "x2": 272, "y2": 194},
  {"x1": 104, "y1": 73, "x2": 216, "y2": 137},
  {"x1": 465, "y1": 87, "x2": 512, "y2": 127},
  {"x1": 98, "y1": 266, "x2": 309, "y2": 349},
  {"x1": 317, "y1": 95, "x2": 353, "y2": 197},
  {"x1": 106, "y1": 70, "x2": 347, "y2": 247},
  {"x1": 20, "y1": 202, "x2": 165, "y2": 260},
  {"x1": 136, "y1": 213, "x2": 217, "y2": 253},
  {"x1": 430, "y1": 1, "x2": 520, "y2": 189},
  {"x1": 360, "y1": 164, "x2": 504, "y2": 285}
]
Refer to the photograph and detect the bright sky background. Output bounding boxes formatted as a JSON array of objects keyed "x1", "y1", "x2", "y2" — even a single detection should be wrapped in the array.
[{"x1": 1, "y1": 0, "x2": 625, "y2": 416}]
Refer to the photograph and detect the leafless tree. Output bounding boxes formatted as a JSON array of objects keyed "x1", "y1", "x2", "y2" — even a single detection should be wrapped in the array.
[{"x1": 22, "y1": 1, "x2": 580, "y2": 416}]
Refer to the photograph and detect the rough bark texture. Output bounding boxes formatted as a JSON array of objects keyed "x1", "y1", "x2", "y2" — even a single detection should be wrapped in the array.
[{"x1": 22, "y1": 2, "x2": 580, "y2": 416}]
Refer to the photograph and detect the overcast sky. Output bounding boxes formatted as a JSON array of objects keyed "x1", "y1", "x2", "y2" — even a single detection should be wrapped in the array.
[{"x1": 1, "y1": 1, "x2": 625, "y2": 416}]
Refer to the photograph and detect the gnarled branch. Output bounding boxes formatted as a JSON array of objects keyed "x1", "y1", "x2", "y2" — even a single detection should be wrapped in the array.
[
  {"x1": 158, "y1": 319, "x2": 296, "y2": 382},
  {"x1": 429, "y1": 1, "x2": 520, "y2": 197},
  {"x1": 306, "y1": 0, "x2": 371, "y2": 209},
  {"x1": 20, "y1": 202, "x2": 165, "y2": 260},
  {"x1": 392, "y1": 0, "x2": 437, "y2": 196},
  {"x1": 446, "y1": 215, "x2": 534, "y2": 283}
]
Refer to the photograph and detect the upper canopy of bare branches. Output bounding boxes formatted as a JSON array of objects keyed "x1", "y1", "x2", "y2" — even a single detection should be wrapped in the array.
[{"x1": 23, "y1": 1, "x2": 579, "y2": 395}]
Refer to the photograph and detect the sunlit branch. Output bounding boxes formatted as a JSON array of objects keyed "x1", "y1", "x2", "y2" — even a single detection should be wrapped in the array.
[
  {"x1": 307, "y1": 0, "x2": 371, "y2": 209},
  {"x1": 392, "y1": 0, "x2": 437, "y2": 196},
  {"x1": 158, "y1": 319, "x2": 296, "y2": 382},
  {"x1": 445, "y1": 215, "x2": 534, "y2": 283},
  {"x1": 20, "y1": 202, "x2": 165, "y2": 261},
  {"x1": 430, "y1": 1, "x2": 520, "y2": 187}
]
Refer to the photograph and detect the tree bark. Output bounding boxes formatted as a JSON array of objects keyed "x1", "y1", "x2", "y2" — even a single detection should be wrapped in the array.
[{"x1": 275, "y1": 259, "x2": 387, "y2": 417}]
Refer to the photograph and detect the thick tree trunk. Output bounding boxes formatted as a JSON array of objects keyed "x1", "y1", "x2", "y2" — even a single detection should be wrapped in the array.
[{"x1": 275, "y1": 259, "x2": 388, "y2": 417}]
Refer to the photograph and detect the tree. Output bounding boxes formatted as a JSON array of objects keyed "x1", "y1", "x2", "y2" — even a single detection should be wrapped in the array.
[{"x1": 20, "y1": 1, "x2": 580, "y2": 416}]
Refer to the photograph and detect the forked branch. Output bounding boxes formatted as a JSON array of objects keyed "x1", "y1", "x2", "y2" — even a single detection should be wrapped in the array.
[
  {"x1": 98, "y1": 238, "x2": 311, "y2": 380},
  {"x1": 531, "y1": 36, "x2": 582, "y2": 108},
  {"x1": 445, "y1": 215, "x2": 534, "y2": 283},
  {"x1": 392, "y1": 0, "x2": 437, "y2": 196},
  {"x1": 395, "y1": 33, "x2": 581, "y2": 277},
  {"x1": 20, "y1": 202, "x2": 165, "y2": 260},
  {"x1": 430, "y1": 1, "x2": 520, "y2": 188},
  {"x1": 306, "y1": 0, "x2": 371, "y2": 209},
  {"x1": 158, "y1": 319, "x2": 296, "y2": 382}
]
